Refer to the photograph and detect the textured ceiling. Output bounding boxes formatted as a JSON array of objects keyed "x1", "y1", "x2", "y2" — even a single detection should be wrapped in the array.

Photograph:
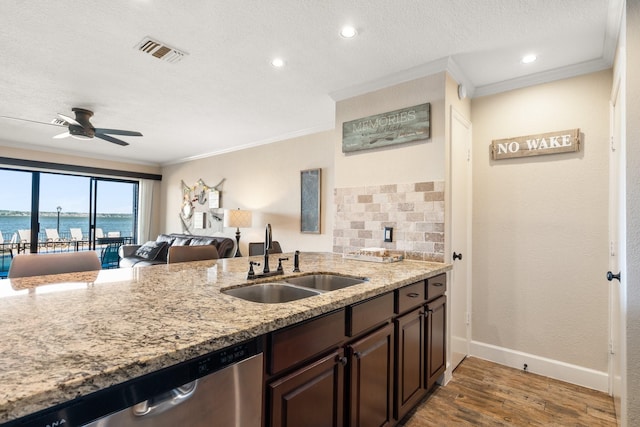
[{"x1": 0, "y1": 0, "x2": 623, "y2": 166}]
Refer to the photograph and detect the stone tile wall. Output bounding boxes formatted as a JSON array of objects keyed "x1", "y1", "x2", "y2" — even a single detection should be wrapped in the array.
[{"x1": 333, "y1": 181, "x2": 445, "y2": 261}]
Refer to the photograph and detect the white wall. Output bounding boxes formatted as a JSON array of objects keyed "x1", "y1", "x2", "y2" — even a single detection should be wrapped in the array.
[
  {"x1": 625, "y1": 1, "x2": 640, "y2": 424},
  {"x1": 159, "y1": 131, "x2": 335, "y2": 255},
  {"x1": 471, "y1": 70, "x2": 612, "y2": 378},
  {"x1": 334, "y1": 73, "x2": 446, "y2": 187}
]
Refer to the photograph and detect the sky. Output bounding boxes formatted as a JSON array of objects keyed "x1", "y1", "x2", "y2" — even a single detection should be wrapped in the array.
[{"x1": 0, "y1": 169, "x2": 134, "y2": 213}]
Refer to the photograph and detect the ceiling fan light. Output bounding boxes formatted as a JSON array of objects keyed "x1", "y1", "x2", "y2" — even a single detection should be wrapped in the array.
[{"x1": 71, "y1": 134, "x2": 92, "y2": 141}]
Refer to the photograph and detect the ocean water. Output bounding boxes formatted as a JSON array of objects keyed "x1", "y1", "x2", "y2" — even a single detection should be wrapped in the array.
[{"x1": 0, "y1": 215, "x2": 134, "y2": 241}]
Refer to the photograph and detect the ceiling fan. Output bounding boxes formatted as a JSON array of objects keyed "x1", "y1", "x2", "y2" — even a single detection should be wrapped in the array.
[{"x1": 1, "y1": 108, "x2": 142, "y2": 146}]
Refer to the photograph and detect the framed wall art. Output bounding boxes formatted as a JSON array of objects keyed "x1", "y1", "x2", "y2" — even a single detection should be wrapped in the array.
[
  {"x1": 342, "y1": 102, "x2": 430, "y2": 153},
  {"x1": 300, "y1": 168, "x2": 321, "y2": 233}
]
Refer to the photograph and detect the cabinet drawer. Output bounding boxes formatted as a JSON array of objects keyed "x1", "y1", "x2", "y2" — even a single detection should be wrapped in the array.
[
  {"x1": 426, "y1": 274, "x2": 446, "y2": 300},
  {"x1": 347, "y1": 292, "x2": 394, "y2": 337},
  {"x1": 269, "y1": 309, "x2": 346, "y2": 375},
  {"x1": 395, "y1": 281, "x2": 426, "y2": 314}
]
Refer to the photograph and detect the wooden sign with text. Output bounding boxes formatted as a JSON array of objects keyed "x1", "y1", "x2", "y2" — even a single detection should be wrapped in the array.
[
  {"x1": 342, "y1": 103, "x2": 430, "y2": 153},
  {"x1": 491, "y1": 129, "x2": 580, "y2": 160}
]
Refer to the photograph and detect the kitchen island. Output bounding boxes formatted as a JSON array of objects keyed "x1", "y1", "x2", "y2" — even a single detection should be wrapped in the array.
[{"x1": 0, "y1": 252, "x2": 450, "y2": 424}]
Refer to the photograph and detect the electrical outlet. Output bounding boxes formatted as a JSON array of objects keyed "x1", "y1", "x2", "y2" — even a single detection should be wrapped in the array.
[{"x1": 384, "y1": 227, "x2": 393, "y2": 242}]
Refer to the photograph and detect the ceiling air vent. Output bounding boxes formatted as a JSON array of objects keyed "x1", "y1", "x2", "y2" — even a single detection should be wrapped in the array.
[{"x1": 135, "y1": 37, "x2": 188, "y2": 64}]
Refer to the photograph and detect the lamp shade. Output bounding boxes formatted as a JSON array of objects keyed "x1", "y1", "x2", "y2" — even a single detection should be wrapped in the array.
[{"x1": 225, "y1": 209, "x2": 252, "y2": 228}]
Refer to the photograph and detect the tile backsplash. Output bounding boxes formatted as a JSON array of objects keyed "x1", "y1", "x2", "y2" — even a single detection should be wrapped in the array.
[{"x1": 333, "y1": 181, "x2": 445, "y2": 262}]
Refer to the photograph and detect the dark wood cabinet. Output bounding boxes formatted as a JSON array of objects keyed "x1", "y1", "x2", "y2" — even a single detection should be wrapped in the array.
[
  {"x1": 394, "y1": 306, "x2": 426, "y2": 420},
  {"x1": 265, "y1": 274, "x2": 447, "y2": 427},
  {"x1": 426, "y1": 295, "x2": 446, "y2": 390},
  {"x1": 347, "y1": 322, "x2": 395, "y2": 427},
  {"x1": 268, "y1": 349, "x2": 345, "y2": 427}
]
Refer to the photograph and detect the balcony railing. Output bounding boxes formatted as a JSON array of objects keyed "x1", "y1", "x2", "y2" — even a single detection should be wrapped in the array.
[{"x1": 0, "y1": 231, "x2": 134, "y2": 278}]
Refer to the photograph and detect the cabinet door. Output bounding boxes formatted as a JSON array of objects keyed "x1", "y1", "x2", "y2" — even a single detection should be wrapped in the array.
[
  {"x1": 425, "y1": 296, "x2": 446, "y2": 390},
  {"x1": 347, "y1": 323, "x2": 395, "y2": 427},
  {"x1": 268, "y1": 349, "x2": 345, "y2": 427},
  {"x1": 394, "y1": 307, "x2": 426, "y2": 420}
]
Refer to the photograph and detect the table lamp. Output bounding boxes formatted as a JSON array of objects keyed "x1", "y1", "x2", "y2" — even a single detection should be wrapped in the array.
[{"x1": 225, "y1": 208, "x2": 252, "y2": 257}]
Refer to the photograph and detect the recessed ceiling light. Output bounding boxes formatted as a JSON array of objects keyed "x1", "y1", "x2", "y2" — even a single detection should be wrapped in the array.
[
  {"x1": 521, "y1": 54, "x2": 537, "y2": 64},
  {"x1": 340, "y1": 26, "x2": 358, "y2": 38},
  {"x1": 271, "y1": 58, "x2": 285, "y2": 68}
]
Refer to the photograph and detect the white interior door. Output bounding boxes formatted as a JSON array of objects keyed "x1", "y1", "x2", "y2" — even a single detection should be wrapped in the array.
[
  {"x1": 609, "y1": 73, "x2": 625, "y2": 421},
  {"x1": 450, "y1": 107, "x2": 472, "y2": 370}
]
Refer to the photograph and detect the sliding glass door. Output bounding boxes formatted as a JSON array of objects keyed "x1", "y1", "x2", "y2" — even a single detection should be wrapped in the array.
[
  {"x1": 39, "y1": 174, "x2": 90, "y2": 250},
  {"x1": 0, "y1": 168, "x2": 139, "y2": 276},
  {"x1": 0, "y1": 169, "x2": 34, "y2": 275},
  {"x1": 89, "y1": 178, "x2": 138, "y2": 250}
]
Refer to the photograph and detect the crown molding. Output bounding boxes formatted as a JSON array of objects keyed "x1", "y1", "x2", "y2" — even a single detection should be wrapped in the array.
[
  {"x1": 473, "y1": 57, "x2": 613, "y2": 98},
  {"x1": 163, "y1": 120, "x2": 336, "y2": 166},
  {"x1": 329, "y1": 57, "x2": 451, "y2": 102}
]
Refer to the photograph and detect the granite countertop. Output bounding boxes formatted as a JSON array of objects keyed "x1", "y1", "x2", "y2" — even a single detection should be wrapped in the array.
[{"x1": 0, "y1": 252, "x2": 451, "y2": 423}]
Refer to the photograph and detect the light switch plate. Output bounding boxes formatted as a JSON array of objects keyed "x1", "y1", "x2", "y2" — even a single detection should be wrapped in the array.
[{"x1": 384, "y1": 227, "x2": 393, "y2": 242}]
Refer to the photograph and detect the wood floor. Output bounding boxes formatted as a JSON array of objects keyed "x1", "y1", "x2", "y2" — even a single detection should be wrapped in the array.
[{"x1": 399, "y1": 357, "x2": 616, "y2": 426}]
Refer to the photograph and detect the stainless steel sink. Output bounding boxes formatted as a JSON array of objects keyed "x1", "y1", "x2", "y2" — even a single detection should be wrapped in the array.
[
  {"x1": 222, "y1": 283, "x2": 321, "y2": 303},
  {"x1": 284, "y1": 274, "x2": 368, "y2": 291}
]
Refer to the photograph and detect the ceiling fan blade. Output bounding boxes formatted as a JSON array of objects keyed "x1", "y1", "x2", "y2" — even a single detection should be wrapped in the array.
[
  {"x1": 95, "y1": 128, "x2": 143, "y2": 137},
  {"x1": 0, "y1": 116, "x2": 65, "y2": 127},
  {"x1": 57, "y1": 113, "x2": 82, "y2": 127},
  {"x1": 95, "y1": 133, "x2": 130, "y2": 146},
  {"x1": 53, "y1": 132, "x2": 70, "y2": 139}
]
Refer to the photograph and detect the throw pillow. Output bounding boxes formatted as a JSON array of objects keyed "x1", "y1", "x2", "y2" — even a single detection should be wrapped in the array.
[
  {"x1": 135, "y1": 241, "x2": 167, "y2": 260},
  {"x1": 172, "y1": 236, "x2": 192, "y2": 246},
  {"x1": 189, "y1": 237, "x2": 215, "y2": 246},
  {"x1": 156, "y1": 234, "x2": 176, "y2": 245}
]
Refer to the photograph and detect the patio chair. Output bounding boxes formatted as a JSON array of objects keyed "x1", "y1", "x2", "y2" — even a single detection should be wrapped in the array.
[
  {"x1": 70, "y1": 228, "x2": 88, "y2": 251},
  {"x1": 17, "y1": 229, "x2": 30, "y2": 244},
  {"x1": 8, "y1": 251, "x2": 101, "y2": 278},
  {"x1": 45, "y1": 229, "x2": 68, "y2": 251},
  {"x1": 45, "y1": 229, "x2": 65, "y2": 242},
  {"x1": 95, "y1": 228, "x2": 104, "y2": 239},
  {"x1": 107, "y1": 231, "x2": 121, "y2": 238},
  {"x1": 70, "y1": 228, "x2": 84, "y2": 241},
  {"x1": 0, "y1": 231, "x2": 10, "y2": 256},
  {"x1": 100, "y1": 243, "x2": 120, "y2": 269}
]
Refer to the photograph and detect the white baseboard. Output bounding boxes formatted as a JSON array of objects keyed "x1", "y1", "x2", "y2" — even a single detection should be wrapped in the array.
[{"x1": 469, "y1": 340, "x2": 609, "y2": 393}]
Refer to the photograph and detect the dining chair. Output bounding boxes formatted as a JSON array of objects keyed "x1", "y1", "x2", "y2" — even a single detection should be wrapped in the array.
[
  {"x1": 167, "y1": 245, "x2": 219, "y2": 264},
  {"x1": 248, "y1": 241, "x2": 283, "y2": 256},
  {"x1": 8, "y1": 251, "x2": 101, "y2": 278}
]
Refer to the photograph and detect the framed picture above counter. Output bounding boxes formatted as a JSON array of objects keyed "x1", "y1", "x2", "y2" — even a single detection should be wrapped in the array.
[
  {"x1": 301, "y1": 168, "x2": 321, "y2": 234},
  {"x1": 342, "y1": 102, "x2": 430, "y2": 153}
]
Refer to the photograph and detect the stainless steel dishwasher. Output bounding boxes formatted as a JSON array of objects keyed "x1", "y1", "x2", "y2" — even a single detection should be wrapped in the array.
[{"x1": 8, "y1": 338, "x2": 263, "y2": 427}]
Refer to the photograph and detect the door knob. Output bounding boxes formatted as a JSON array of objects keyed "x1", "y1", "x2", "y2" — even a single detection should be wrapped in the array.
[
  {"x1": 607, "y1": 271, "x2": 621, "y2": 282},
  {"x1": 453, "y1": 252, "x2": 463, "y2": 261}
]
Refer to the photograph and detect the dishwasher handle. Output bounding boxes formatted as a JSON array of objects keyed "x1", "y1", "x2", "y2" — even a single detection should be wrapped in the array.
[{"x1": 132, "y1": 380, "x2": 198, "y2": 417}]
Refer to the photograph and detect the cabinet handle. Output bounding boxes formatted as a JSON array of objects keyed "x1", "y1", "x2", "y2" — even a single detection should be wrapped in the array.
[
  {"x1": 407, "y1": 292, "x2": 420, "y2": 298},
  {"x1": 432, "y1": 282, "x2": 444, "y2": 287},
  {"x1": 353, "y1": 352, "x2": 361, "y2": 359},
  {"x1": 337, "y1": 356, "x2": 348, "y2": 366},
  {"x1": 453, "y1": 252, "x2": 463, "y2": 261}
]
